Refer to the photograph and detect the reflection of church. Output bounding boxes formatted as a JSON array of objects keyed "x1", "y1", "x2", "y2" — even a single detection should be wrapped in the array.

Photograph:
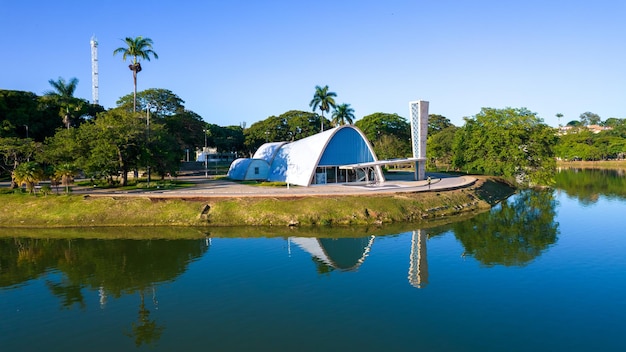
[
  {"x1": 290, "y1": 236, "x2": 375, "y2": 271},
  {"x1": 290, "y1": 231, "x2": 429, "y2": 289}
]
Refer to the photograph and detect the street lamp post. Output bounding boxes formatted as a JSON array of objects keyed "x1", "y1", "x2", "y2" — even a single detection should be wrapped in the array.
[
  {"x1": 24, "y1": 125, "x2": 29, "y2": 161},
  {"x1": 203, "y1": 128, "x2": 208, "y2": 178},
  {"x1": 146, "y1": 103, "x2": 151, "y2": 188}
]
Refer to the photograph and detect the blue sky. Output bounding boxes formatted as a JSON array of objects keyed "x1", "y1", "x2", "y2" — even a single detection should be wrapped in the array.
[{"x1": 2, "y1": 0, "x2": 624, "y2": 127}]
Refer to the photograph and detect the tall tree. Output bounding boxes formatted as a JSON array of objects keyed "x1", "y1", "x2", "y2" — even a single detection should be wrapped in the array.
[
  {"x1": 603, "y1": 117, "x2": 625, "y2": 128},
  {"x1": 452, "y1": 107, "x2": 557, "y2": 186},
  {"x1": 309, "y1": 85, "x2": 336, "y2": 132},
  {"x1": 579, "y1": 111, "x2": 601, "y2": 126},
  {"x1": 373, "y1": 134, "x2": 410, "y2": 160},
  {"x1": 116, "y1": 88, "x2": 184, "y2": 116},
  {"x1": 163, "y1": 110, "x2": 207, "y2": 157},
  {"x1": 45, "y1": 77, "x2": 79, "y2": 128},
  {"x1": 43, "y1": 78, "x2": 92, "y2": 129},
  {"x1": 354, "y1": 112, "x2": 410, "y2": 144},
  {"x1": 428, "y1": 114, "x2": 453, "y2": 135},
  {"x1": 284, "y1": 110, "x2": 320, "y2": 141},
  {"x1": 0, "y1": 90, "x2": 62, "y2": 140},
  {"x1": 113, "y1": 36, "x2": 159, "y2": 112},
  {"x1": 331, "y1": 103, "x2": 355, "y2": 126},
  {"x1": 243, "y1": 110, "x2": 321, "y2": 155},
  {"x1": 427, "y1": 126, "x2": 457, "y2": 170},
  {"x1": 556, "y1": 113, "x2": 563, "y2": 127},
  {"x1": 78, "y1": 108, "x2": 146, "y2": 186},
  {"x1": 355, "y1": 112, "x2": 411, "y2": 159},
  {"x1": 0, "y1": 137, "x2": 39, "y2": 187}
]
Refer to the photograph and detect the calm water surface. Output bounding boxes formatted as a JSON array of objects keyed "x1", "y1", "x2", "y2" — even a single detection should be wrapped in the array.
[{"x1": 1, "y1": 169, "x2": 625, "y2": 351}]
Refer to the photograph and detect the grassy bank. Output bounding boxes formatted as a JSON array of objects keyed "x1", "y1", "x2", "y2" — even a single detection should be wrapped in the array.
[
  {"x1": 0, "y1": 177, "x2": 515, "y2": 228},
  {"x1": 557, "y1": 160, "x2": 626, "y2": 169}
]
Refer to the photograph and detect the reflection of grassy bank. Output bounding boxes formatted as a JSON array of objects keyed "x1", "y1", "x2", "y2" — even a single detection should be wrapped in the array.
[
  {"x1": 0, "y1": 214, "x2": 487, "y2": 239},
  {"x1": 557, "y1": 160, "x2": 626, "y2": 169},
  {"x1": 0, "y1": 177, "x2": 514, "y2": 229}
]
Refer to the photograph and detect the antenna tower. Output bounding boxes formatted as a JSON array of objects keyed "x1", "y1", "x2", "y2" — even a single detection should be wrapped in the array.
[{"x1": 90, "y1": 35, "x2": 99, "y2": 105}]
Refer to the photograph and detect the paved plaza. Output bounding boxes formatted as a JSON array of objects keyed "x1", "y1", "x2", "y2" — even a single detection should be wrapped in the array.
[{"x1": 77, "y1": 172, "x2": 476, "y2": 199}]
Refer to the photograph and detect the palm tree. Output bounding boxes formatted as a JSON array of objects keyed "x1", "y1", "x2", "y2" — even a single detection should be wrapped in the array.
[
  {"x1": 113, "y1": 36, "x2": 159, "y2": 112},
  {"x1": 45, "y1": 77, "x2": 79, "y2": 98},
  {"x1": 45, "y1": 77, "x2": 81, "y2": 128},
  {"x1": 13, "y1": 161, "x2": 43, "y2": 194},
  {"x1": 331, "y1": 103, "x2": 355, "y2": 126},
  {"x1": 309, "y1": 85, "x2": 337, "y2": 132},
  {"x1": 54, "y1": 163, "x2": 77, "y2": 194},
  {"x1": 556, "y1": 113, "x2": 563, "y2": 127}
]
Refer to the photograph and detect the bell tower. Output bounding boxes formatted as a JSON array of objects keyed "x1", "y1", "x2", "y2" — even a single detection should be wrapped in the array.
[{"x1": 409, "y1": 100, "x2": 429, "y2": 180}]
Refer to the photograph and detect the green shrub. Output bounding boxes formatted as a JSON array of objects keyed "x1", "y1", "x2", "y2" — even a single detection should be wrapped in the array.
[{"x1": 40, "y1": 185, "x2": 52, "y2": 195}]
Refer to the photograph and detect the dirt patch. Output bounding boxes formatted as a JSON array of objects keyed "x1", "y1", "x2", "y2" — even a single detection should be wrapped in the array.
[{"x1": 472, "y1": 177, "x2": 516, "y2": 205}]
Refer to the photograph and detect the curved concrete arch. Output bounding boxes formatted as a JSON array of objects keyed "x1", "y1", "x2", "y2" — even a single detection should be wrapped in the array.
[
  {"x1": 267, "y1": 125, "x2": 380, "y2": 186},
  {"x1": 229, "y1": 126, "x2": 381, "y2": 187}
]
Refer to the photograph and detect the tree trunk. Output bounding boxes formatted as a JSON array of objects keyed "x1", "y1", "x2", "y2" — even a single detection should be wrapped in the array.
[
  {"x1": 117, "y1": 147, "x2": 128, "y2": 187},
  {"x1": 133, "y1": 69, "x2": 137, "y2": 113}
]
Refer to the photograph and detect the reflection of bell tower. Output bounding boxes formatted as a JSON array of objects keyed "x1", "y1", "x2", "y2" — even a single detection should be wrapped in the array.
[
  {"x1": 99, "y1": 285, "x2": 107, "y2": 309},
  {"x1": 409, "y1": 100, "x2": 429, "y2": 180},
  {"x1": 408, "y1": 230, "x2": 429, "y2": 288}
]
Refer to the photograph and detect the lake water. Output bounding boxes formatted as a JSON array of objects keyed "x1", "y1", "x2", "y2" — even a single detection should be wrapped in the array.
[{"x1": 1, "y1": 169, "x2": 625, "y2": 351}]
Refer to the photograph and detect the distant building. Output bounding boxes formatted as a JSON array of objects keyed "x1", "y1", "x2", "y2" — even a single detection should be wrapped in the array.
[
  {"x1": 558, "y1": 124, "x2": 613, "y2": 135},
  {"x1": 196, "y1": 147, "x2": 236, "y2": 162}
]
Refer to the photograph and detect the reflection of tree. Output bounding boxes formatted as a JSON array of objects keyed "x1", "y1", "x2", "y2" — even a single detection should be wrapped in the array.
[
  {"x1": 126, "y1": 289, "x2": 164, "y2": 347},
  {"x1": 0, "y1": 238, "x2": 64, "y2": 288},
  {"x1": 453, "y1": 190, "x2": 559, "y2": 266},
  {"x1": 555, "y1": 168, "x2": 626, "y2": 203},
  {"x1": 46, "y1": 281, "x2": 86, "y2": 310},
  {"x1": 312, "y1": 257, "x2": 335, "y2": 275},
  {"x1": 1, "y1": 238, "x2": 207, "y2": 346},
  {"x1": 2, "y1": 239, "x2": 208, "y2": 296}
]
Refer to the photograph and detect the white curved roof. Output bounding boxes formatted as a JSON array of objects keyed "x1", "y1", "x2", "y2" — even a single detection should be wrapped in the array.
[
  {"x1": 228, "y1": 126, "x2": 380, "y2": 186},
  {"x1": 253, "y1": 142, "x2": 288, "y2": 164},
  {"x1": 227, "y1": 158, "x2": 269, "y2": 180},
  {"x1": 267, "y1": 125, "x2": 379, "y2": 186}
]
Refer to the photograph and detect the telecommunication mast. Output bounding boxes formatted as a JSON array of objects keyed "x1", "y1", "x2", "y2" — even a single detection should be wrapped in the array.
[{"x1": 90, "y1": 35, "x2": 99, "y2": 105}]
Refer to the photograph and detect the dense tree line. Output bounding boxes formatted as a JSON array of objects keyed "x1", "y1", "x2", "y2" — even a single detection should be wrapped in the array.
[
  {"x1": 427, "y1": 109, "x2": 626, "y2": 185},
  {"x1": 556, "y1": 111, "x2": 626, "y2": 160},
  {"x1": 0, "y1": 88, "x2": 243, "y2": 187},
  {"x1": 452, "y1": 108, "x2": 557, "y2": 185},
  {"x1": 3, "y1": 32, "x2": 621, "y2": 190},
  {"x1": 555, "y1": 127, "x2": 626, "y2": 161},
  {"x1": 3, "y1": 76, "x2": 625, "y2": 189}
]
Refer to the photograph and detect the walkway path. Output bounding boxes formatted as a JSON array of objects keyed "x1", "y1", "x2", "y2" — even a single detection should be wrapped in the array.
[{"x1": 80, "y1": 172, "x2": 477, "y2": 199}]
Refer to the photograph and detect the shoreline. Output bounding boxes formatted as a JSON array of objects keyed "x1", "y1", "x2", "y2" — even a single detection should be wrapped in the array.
[{"x1": 0, "y1": 176, "x2": 515, "y2": 228}]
